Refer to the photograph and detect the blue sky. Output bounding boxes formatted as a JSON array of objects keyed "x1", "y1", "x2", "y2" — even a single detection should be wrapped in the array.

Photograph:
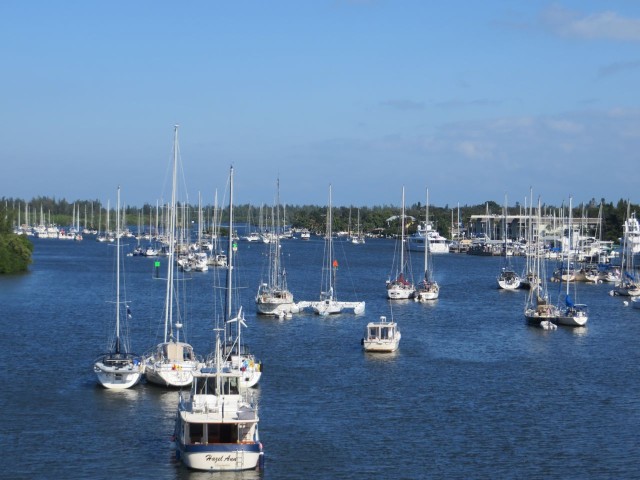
[{"x1": 2, "y1": 1, "x2": 639, "y2": 209}]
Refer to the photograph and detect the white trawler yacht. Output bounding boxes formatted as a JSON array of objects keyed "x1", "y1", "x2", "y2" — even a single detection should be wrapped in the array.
[
  {"x1": 362, "y1": 315, "x2": 401, "y2": 353},
  {"x1": 174, "y1": 331, "x2": 264, "y2": 471}
]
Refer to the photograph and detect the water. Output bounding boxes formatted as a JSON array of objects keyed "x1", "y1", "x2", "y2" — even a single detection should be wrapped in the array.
[{"x1": 1, "y1": 237, "x2": 639, "y2": 479}]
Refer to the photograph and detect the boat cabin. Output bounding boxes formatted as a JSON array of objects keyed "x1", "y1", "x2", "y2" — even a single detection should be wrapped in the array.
[
  {"x1": 365, "y1": 317, "x2": 396, "y2": 340},
  {"x1": 156, "y1": 341, "x2": 196, "y2": 362},
  {"x1": 194, "y1": 371, "x2": 240, "y2": 396}
]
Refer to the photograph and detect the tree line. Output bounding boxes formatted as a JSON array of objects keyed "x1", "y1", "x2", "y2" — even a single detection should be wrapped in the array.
[{"x1": 2, "y1": 196, "x2": 638, "y2": 243}]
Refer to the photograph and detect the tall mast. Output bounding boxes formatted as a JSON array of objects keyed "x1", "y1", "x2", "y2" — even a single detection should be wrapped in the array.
[
  {"x1": 163, "y1": 125, "x2": 179, "y2": 343},
  {"x1": 400, "y1": 186, "x2": 405, "y2": 275},
  {"x1": 225, "y1": 166, "x2": 235, "y2": 330},
  {"x1": 115, "y1": 187, "x2": 121, "y2": 353},
  {"x1": 566, "y1": 196, "x2": 572, "y2": 298},
  {"x1": 328, "y1": 184, "x2": 334, "y2": 299},
  {"x1": 424, "y1": 188, "x2": 429, "y2": 280}
]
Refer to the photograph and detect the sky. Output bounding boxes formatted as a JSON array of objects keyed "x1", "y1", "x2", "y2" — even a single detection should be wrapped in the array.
[{"x1": 2, "y1": 1, "x2": 639, "y2": 210}]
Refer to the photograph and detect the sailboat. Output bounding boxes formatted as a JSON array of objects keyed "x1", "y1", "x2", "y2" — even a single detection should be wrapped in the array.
[
  {"x1": 612, "y1": 201, "x2": 640, "y2": 297},
  {"x1": 349, "y1": 208, "x2": 365, "y2": 244},
  {"x1": 207, "y1": 190, "x2": 228, "y2": 268},
  {"x1": 255, "y1": 179, "x2": 297, "y2": 317},
  {"x1": 386, "y1": 187, "x2": 416, "y2": 300},
  {"x1": 554, "y1": 197, "x2": 588, "y2": 327},
  {"x1": 524, "y1": 198, "x2": 560, "y2": 329},
  {"x1": 414, "y1": 189, "x2": 440, "y2": 302},
  {"x1": 96, "y1": 201, "x2": 108, "y2": 242},
  {"x1": 497, "y1": 197, "x2": 521, "y2": 290},
  {"x1": 312, "y1": 185, "x2": 365, "y2": 315},
  {"x1": 94, "y1": 187, "x2": 143, "y2": 389},
  {"x1": 520, "y1": 189, "x2": 540, "y2": 290},
  {"x1": 144, "y1": 126, "x2": 200, "y2": 388},
  {"x1": 207, "y1": 166, "x2": 262, "y2": 389},
  {"x1": 174, "y1": 329, "x2": 264, "y2": 471}
]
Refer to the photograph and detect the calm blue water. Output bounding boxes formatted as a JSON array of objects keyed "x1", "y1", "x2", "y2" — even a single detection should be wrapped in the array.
[{"x1": 1, "y1": 237, "x2": 639, "y2": 479}]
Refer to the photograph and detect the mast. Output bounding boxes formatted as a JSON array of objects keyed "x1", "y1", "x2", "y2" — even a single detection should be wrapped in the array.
[
  {"x1": 274, "y1": 178, "x2": 282, "y2": 289},
  {"x1": 198, "y1": 191, "x2": 202, "y2": 249},
  {"x1": 565, "y1": 196, "x2": 573, "y2": 301},
  {"x1": 328, "y1": 184, "x2": 335, "y2": 299},
  {"x1": 424, "y1": 189, "x2": 429, "y2": 281},
  {"x1": 400, "y1": 186, "x2": 406, "y2": 276},
  {"x1": 115, "y1": 187, "x2": 121, "y2": 354},
  {"x1": 163, "y1": 125, "x2": 179, "y2": 343},
  {"x1": 503, "y1": 195, "x2": 508, "y2": 259},
  {"x1": 225, "y1": 166, "x2": 235, "y2": 344}
]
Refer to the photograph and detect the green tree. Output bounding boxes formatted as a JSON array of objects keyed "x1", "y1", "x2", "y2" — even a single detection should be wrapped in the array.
[{"x1": 0, "y1": 206, "x2": 33, "y2": 273}]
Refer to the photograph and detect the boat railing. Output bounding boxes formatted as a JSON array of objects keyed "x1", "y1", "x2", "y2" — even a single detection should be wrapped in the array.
[{"x1": 183, "y1": 390, "x2": 259, "y2": 416}]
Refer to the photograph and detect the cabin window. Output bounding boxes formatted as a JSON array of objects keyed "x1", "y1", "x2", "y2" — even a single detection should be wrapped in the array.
[
  {"x1": 381, "y1": 327, "x2": 389, "y2": 339},
  {"x1": 369, "y1": 327, "x2": 377, "y2": 339},
  {"x1": 188, "y1": 423, "x2": 204, "y2": 444},
  {"x1": 222, "y1": 377, "x2": 240, "y2": 395},
  {"x1": 220, "y1": 423, "x2": 237, "y2": 443},
  {"x1": 207, "y1": 424, "x2": 220, "y2": 443}
]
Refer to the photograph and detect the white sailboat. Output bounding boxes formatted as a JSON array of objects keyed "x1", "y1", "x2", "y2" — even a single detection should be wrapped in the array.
[
  {"x1": 497, "y1": 196, "x2": 521, "y2": 290},
  {"x1": 207, "y1": 190, "x2": 228, "y2": 268},
  {"x1": 312, "y1": 185, "x2": 365, "y2": 315},
  {"x1": 94, "y1": 187, "x2": 143, "y2": 389},
  {"x1": 386, "y1": 187, "x2": 415, "y2": 300},
  {"x1": 174, "y1": 329, "x2": 264, "y2": 471},
  {"x1": 414, "y1": 189, "x2": 440, "y2": 302},
  {"x1": 612, "y1": 201, "x2": 640, "y2": 297},
  {"x1": 520, "y1": 189, "x2": 540, "y2": 290},
  {"x1": 555, "y1": 197, "x2": 588, "y2": 327},
  {"x1": 524, "y1": 198, "x2": 560, "y2": 329},
  {"x1": 256, "y1": 179, "x2": 297, "y2": 317},
  {"x1": 349, "y1": 208, "x2": 365, "y2": 244},
  {"x1": 144, "y1": 126, "x2": 200, "y2": 388},
  {"x1": 208, "y1": 166, "x2": 262, "y2": 389},
  {"x1": 361, "y1": 315, "x2": 401, "y2": 352}
]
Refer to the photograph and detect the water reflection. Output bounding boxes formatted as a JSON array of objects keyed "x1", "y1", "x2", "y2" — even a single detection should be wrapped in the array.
[
  {"x1": 571, "y1": 326, "x2": 588, "y2": 337},
  {"x1": 363, "y1": 350, "x2": 400, "y2": 362},
  {"x1": 177, "y1": 467, "x2": 263, "y2": 480}
]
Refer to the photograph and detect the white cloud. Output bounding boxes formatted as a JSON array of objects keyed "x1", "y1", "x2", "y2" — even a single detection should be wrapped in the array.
[
  {"x1": 545, "y1": 119, "x2": 583, "y2": 134},
  {"x1": 541, "y1": 5, "x2": 640, "y2": 41},
  {"x1": 381, "y1": 99, "x2": 425, "y2": 111},
  {"x1": 598, "y1": 60, "x2": 640, "y2": 77},
  {"x1": 455, "y1": 140, "x2": 494, "y2": 159}
]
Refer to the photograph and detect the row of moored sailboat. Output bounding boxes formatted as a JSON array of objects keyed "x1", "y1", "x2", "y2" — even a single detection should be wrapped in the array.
[{"x1": 94, "y1": 129, "x2": 263, "y2": 471}]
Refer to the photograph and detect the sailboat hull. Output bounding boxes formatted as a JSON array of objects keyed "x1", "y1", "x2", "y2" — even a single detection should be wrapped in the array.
[
  {"x1": 386, "y1": 284, "x2": 415, "y2": 300},
  {"x1": 497, "y1": 270, "x2": 521, "y2": 290},
  {"x1": 414, "y1": 289, "x2": 439, "y2": 301},
  {"x1": 145, "y1": 362, "x2": 198, "y2": 387},
  {"x1": 312, "y1": 300, "x2": 365, "y2": 315},
  {"x1": 94, "y1": 359, "x2": 143, "y2": 389},
  {"x1": 555, "y1": 309, "x2": 588, "y2": 327},
  {"x1": 256, "y1": 290, "x2": 297, "y2": 316},
  {"x1": 256, "y1": 301, "x2": 296, "y2": 316}
]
